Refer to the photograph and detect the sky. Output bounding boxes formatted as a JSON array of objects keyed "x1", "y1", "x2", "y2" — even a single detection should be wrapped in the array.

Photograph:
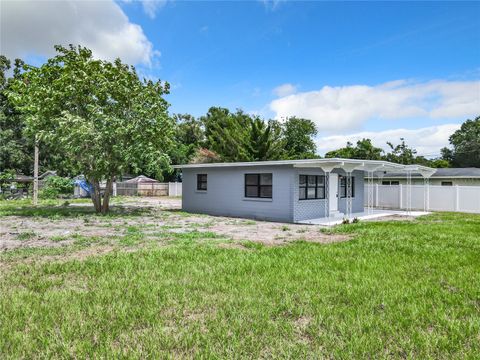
[{"x1": 1, "y1": 0, "x2": 479, "y2": 157}]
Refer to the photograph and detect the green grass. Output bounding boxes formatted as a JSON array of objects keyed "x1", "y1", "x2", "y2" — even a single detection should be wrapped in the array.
[
  {"x1": 1, "y1": 212, "x2": 480, "y2": 358},
  {"x1": 15, "y1": 230, "x2": 36, "y2": 241}
]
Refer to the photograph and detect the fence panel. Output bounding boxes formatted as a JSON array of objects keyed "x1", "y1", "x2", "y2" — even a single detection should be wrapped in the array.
[
  {"x1": 428, "y1": 186, "x2": 456, "y2": 211},
  {"x1": 116, "y1": 182, "x2": 139, "y2": 196},
  {"x1": 376, "y1": 185, "x2": 400, "y2": 209},
  {"x1": 458, "y1": 186, "x2": 480, "y2": 213},
  {"x1": 168, "y1": 182, "x2": 182, "y2": 197},
  {"x1": 115, "y1": 182, "x2": 182, "y2": 197},
  {"x1": 365, "y1": 185, "x2": 480, "y2": 213}
]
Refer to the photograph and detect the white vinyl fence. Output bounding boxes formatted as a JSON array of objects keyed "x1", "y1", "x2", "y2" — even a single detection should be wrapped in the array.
[
  {"x1": 114, "y1": 182, "x2": 182, "y2": 197},
  {"x1": 365, "y1": 184, "x2": 480, "y2": 213}
]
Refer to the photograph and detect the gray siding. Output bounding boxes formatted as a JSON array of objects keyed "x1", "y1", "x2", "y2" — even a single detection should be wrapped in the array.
[
  {"x1": 182, "y1": 165, "x2": 365, "y2": 223},
  {"x1": 292, "y1": 169, "x2": 365, "y2": 221},
  {"x1": 337, "y1": 170, "x2": 364, "y2": 214},
  {"x1": 292, "y1": 168, "x2": 328, "y2": 222},
  {"x1": 182, "y1": 166, "x2": 294, "y2": 222}
]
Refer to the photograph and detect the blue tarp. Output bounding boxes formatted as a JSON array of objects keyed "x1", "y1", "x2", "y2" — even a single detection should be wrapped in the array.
[{"x1": 73, "y1": 179, "x2": 93, "y2": 196}]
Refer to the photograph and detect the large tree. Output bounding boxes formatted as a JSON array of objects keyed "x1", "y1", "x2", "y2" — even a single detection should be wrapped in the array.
[
  {"x1": 282, "y1": 117, "x2": 318, "y2": 159},
  {"x1": 448, "y1": 116, "x2": 480, "y2": 167},
  {"x1": 202, "y1": 107, "x2": 251, "y2": 161},
  {"x1": 0, "y1": 56, "x2": 31, "y2": 174},
  {"x1": 202, "y1": 107, "x2": 284, "y2": 162},
  {"x1": 326, "y1": 138, "x2": 383, "y2": 160},
  {"x1": 248, "y1": 118, "x2": 284, "y2": 161},
  {"x1": 1, "y1": 56, "x2": 74, "y2": 176},
  {"x1": 384, "y1": 138, "x2": 418, "y2": 165},
  {"x1": 8, "y1": 45, "x2": 174, "y2": 213}
]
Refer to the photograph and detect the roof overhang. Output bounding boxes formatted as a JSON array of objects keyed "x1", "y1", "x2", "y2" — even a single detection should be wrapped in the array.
[{"x1": 173, "y1": 158, "x2": 435, "y2": 175}]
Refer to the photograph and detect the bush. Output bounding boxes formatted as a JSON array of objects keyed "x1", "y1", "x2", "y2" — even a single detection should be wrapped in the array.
[{"x1": 40, "y1": 176, "x2": 74, "y2": 199}]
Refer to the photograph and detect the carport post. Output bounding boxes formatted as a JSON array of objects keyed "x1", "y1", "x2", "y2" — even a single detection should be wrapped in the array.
[
  {"x1": 324, "y1": 171, "x2": 330, "y2": 223},
  {"x1": 399, "y1": 184, "x2": 403, "y2": 209},
  {"x1": 317, "y1": 164, "x2": 340, "y2": 223}
]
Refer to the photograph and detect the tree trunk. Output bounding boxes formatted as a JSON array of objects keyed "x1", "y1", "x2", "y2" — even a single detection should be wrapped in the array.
[
  {"x1": 101, "y1": 178, "x2": 113, "y2": 214},
  {"x1": 90, "y1": 179, "x2": 102, "y2": 213}
]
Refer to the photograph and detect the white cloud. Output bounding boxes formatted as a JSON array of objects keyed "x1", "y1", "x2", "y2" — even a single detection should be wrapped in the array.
[
  {"x1": 0, "y1": 0, "x2": 159, "y2": 66},
  {"x1": 273, "y1": 83, "x2": 297, "y2": 97},
  {"x1": 270, "y1": 79, "x2": 480, "y2": 132},
  {"x1": 317, "y1": 124, "x2": 461, "y2": 157},
  {"x1": 259, "y1": 0, "x2": 285, "y2": 11},
  {"x1": 139, "y1": 0, "x2": 168, "y2": 19}
]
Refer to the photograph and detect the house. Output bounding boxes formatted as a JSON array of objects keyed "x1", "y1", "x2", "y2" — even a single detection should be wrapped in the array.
[
  {"x1": 125, "y1": 175, "x2": 159, "y2": 184},
  {"x1": 174, "y1": 159, "x2": 434, "y2": 223},
  {"x1": 371, "y1": 168, "x2": 480, "y2": 186},
  {"x1": 118, "y1": 175, "x2": 166, "y2": 196}
]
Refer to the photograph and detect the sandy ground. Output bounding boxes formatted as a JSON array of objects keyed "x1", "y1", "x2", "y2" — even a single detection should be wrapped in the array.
[{"x1": 1, "y1": 197, "x2": 350, "y2": 251}]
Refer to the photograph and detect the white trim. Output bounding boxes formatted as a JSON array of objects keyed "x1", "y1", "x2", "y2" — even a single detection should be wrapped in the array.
[
  {"x1": 242, "y1": 197, "x2": 273, "y2": 202},
  {"x1": 174, "y1": 158, "x2": 433, "y2": 173}
]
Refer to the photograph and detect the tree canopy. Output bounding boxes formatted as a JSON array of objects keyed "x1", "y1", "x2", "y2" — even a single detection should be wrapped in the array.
[
  {"x1": 282, "y1": 117, "x2": 318, "y2": 159},
  {"x1": 200, "y1": 107, "x2": 318, "y2": 162},
  {"x1": 8, "y1": 45, "x2": 174, "y2": 212},
  {"x1": 325, "y1": 138, "x2": 383, "y2": 160},
  {"x1": 447, "y1": 116, "x2": 480, "y2": 167},
  {"x1": 0, "y1": 56, "x2": 39, "y2": 175}
]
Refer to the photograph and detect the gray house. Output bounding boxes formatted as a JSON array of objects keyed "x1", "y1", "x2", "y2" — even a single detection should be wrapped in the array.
[{"x1": 174, "y1": 159, "x2": 434, "y2": 223}]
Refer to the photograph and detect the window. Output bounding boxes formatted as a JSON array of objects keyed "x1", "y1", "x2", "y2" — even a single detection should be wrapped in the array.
[
  {"x1": 339, "y1": 176, "x2": 355, "y2": 198},
  {"x1": 196, "y1": 174, "x2": 207, "y2": 191},
  {"x1": 441, "y1": 181, "x2": 453, "y2": 186},
  {"x1": 382, "y1": 180, "x2": 400, "y2": 186},
  {"x1": 299, "y1": 175, "x2": 325, "y2": 200},
  {"x1": 245, "y1": 173, "x2": 272, "y2": 198}
]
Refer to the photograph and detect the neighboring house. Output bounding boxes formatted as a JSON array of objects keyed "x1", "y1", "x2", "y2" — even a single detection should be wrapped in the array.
[
  {"x1": 119, "y1": 175, "x2": 165, "y2": 196},
  {"x1": 371, "y1": 168, "x2": 480, "y2": 186},
  {"x1": 12, "y1": 170, "x2": 58, "y2": 185},
  {"x1": 174, "y1": 159, "x2": 433, "y2": 223},
  {"x1": 125, "y1": 175, "x2": 159, "y2": 184}
]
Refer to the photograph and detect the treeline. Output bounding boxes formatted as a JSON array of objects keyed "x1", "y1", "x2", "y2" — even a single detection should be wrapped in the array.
[
  {"x1": 171, "y1": 109, "x2": 318, "y2": 165},
  {"x1": 324, "y1": 118, "x2": 479, "y2": 168},
  {"x1": 1, "y1": 52, "x2": 479, "y2": 185}
]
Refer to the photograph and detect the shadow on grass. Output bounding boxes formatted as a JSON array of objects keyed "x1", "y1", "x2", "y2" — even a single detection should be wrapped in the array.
[{"x1": 0, "y1": 204, "x2": 153, "y2": 218}]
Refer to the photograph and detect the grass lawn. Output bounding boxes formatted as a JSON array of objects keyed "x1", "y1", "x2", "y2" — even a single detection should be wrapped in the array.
[{"x1": 1, "y1": 201, "x2": 479, "y2": 358}]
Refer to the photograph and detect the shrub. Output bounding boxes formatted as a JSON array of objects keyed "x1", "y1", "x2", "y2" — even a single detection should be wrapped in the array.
[
  {"x1": 342, "y1": 218, "x2": 350, "y2": 225},
  {"x1": 352, "y1": 217, "x2": 360, "y2": 223},
  {"x1": 40, "y1": 176, "x2": 74, "y2": 199}
]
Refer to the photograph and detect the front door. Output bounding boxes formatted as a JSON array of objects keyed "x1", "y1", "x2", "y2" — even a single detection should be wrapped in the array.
[{"x1": 329, "y1": 173, "x2": 338, "y2": 212}]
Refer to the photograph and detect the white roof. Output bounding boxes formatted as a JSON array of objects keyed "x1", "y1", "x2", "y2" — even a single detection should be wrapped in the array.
[
  {"x1": 173, "y1": 158, "x2": 435, "y2": 175},
  {"x1": 125, "y1": 175, "x2": 159, "y2": 183}
]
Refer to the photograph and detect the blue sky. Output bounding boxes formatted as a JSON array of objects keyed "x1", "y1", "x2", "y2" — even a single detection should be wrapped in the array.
[
  {"x1": 2, "y1": 0, "x2": 479, "y2": 155},
  {"x1": 123, "y1": 1, "x2": 480, "y2": 120}
]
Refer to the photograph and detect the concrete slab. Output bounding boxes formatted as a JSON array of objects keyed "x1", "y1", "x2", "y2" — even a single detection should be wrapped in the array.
[{"x1": 297, "y1": 209, "x2": 430, "y2": 226}]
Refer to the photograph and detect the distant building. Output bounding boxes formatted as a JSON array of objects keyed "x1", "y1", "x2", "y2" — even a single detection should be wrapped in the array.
[{"x1": 370, "y1": 168, "x2": 480, "y2": 186}]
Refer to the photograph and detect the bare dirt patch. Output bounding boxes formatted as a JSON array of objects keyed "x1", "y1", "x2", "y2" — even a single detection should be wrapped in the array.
[{"x1": 0, "y1": 197, "x2": 349, "y2": 253}]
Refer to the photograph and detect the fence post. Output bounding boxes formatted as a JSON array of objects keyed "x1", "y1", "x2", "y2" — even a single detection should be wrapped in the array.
[
  {"x1": 113, "y1": 182, "x2": 117, "y2": 197},
  {"x1": 455, "y1": 185, "x2": 460, "y2": 211},
  {"x1": 375, "y1": 184, "x2": 379, "y2": 207}
]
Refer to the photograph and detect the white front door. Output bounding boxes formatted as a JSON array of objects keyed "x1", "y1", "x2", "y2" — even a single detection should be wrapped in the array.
[{"x1": 329, "y1": 173, "x2": 338, "y2": 212}]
